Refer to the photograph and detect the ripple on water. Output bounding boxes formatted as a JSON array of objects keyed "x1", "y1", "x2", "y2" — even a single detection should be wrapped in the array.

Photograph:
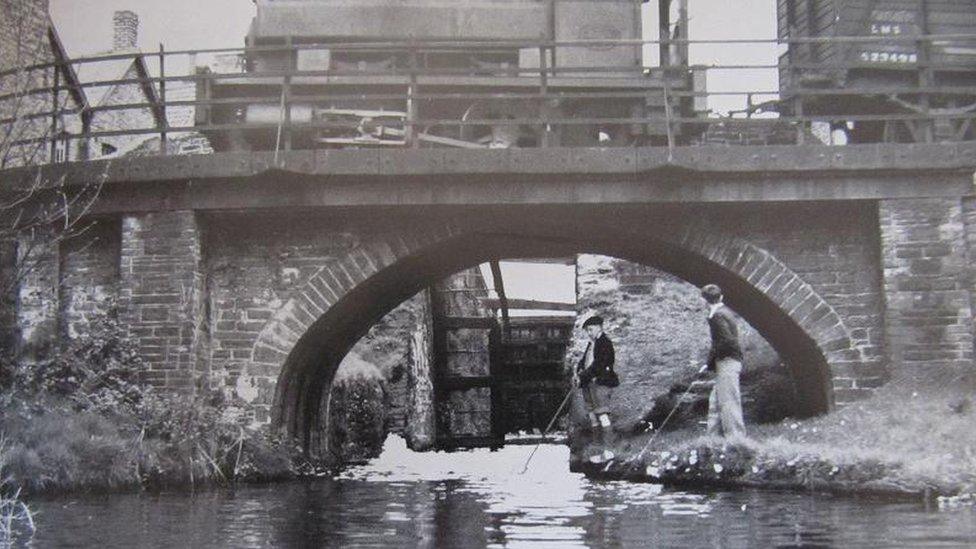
[{"x1": 24, "y1": 434, "x2": 976, "y2": 548}]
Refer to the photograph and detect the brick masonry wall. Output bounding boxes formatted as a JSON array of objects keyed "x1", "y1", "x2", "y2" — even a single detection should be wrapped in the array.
[
  {"x1": 205, "y1": 213, "x2": 379, "y2": 422},
  {"x1": 13, "y1": 198, "x2": 942, "y2": 441},
  {"x1": 707, "y1": 202, "x2": 888, "y2": 403},
  {"x1": 59, "y1": 219, "x2": 120, "y2": 339},
  {"x1": 204, "y1": 212, "x2": 454, "y2": 425},
  {"x1": 0, "y1": 1, "x2": 50, "y2": 74},
  {"x1": 119, "y1": 210, "x2": 205, "y2": 390},
  {"x1": 879, "y1": 198, "x2": 975, "y2": 388},
  {"x1": 15, "y1": 228, "x2": 59, "y2": 361}
]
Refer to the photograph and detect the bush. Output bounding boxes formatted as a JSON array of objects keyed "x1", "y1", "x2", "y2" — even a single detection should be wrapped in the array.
[
  {"x1": 328, "y1": 354, "x2": 388, "y2": 464},
  {"x1": 0, "y1": 309, "x2": 306, "y2": 494},
  {"x1": 9, "y1": 311, "x2": 147, "y2": 416}
]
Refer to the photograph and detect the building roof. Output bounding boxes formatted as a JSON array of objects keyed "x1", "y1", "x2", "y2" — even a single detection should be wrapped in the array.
[
  {"x1": 73, "y1": 48, "x2": 164, "y2": 127},
  {"x1": 46, "y1": 17, "x2": 86, "y2": 111}
]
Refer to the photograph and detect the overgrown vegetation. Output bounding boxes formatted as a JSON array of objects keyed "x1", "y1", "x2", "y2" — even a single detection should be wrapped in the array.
[
  {"x1": 585, "y1": 375, "x2": 976, "y2": 500},
  {"x1": 0, "y1": 438, "x2": 35, "y2": 546},
  {"x1": 0, "y1": 310, "x2": 309, "y2": 495},
  {"x1": 327, "y1": 353, "x2": 388, "y2": 464}
]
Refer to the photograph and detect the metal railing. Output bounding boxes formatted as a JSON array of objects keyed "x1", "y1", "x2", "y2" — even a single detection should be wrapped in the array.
[{"x1": 1, "y1": 33, "x2": 974, "y2": 165}]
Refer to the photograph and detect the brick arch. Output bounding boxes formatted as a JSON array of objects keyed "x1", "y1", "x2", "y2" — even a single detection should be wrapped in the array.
[{"x1": 257, "y1": 217, "x2": 862, "y2": 451}]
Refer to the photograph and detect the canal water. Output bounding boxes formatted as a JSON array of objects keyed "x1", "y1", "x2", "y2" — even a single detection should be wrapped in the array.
[{"x1": 28, "y1": 436, "x2": 976, "y2": 548}]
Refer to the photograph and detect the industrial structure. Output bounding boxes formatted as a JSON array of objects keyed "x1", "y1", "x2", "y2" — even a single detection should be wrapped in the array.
[
  {"x1": 195, "y1": 0, "x2": 698, "y2": 151},
  {"x1": 777, "y1": 0, "x2": 976, "y2": 143}
]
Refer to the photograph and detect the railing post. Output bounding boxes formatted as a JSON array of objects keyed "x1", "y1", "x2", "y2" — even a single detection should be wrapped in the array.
[
  {"x1": 917, "y1": 36, "x2": 933, "y2": 143},
  {"x1": 677, "y1": 0, "x2": 689, "y2": 67},
  {"x1": 79, "y1": 110, "x2": 91, "y2": 161},
  {"x1": 539, "y1": 44, "x2": 551, "y2": 148},
  {"x1": 916, "y1": 0, "x2": 934, "y2": 143},
  {"x1": 406, "y1": 42, "x2": 419, "y2": 149},
  {"x1": 158, "y1": 43, "x2": 168, "y2": 155},
  {"x1": 789, "y1": 35, "x2": 806, "y2": 145},
  {"x1": 50, "y1": 61, "x2": 59, "y2": 163},
  {"x1": 272, "y1": 40, "x2": 293, "y2": 163}
]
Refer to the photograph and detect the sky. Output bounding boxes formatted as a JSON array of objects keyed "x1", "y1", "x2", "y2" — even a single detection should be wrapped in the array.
[{"x1": 48, "y1": 0, "x2": 778, "y2": 307}]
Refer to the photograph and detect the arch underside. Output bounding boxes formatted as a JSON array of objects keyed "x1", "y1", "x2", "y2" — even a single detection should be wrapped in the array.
[{"x1": 265, "y1": 212, "x2": 856, "y2": 451}]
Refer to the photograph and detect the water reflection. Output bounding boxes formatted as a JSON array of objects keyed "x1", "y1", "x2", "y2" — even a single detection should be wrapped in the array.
[{"x1": 28, "y1": 436, "x2": 976, "y2": 548}]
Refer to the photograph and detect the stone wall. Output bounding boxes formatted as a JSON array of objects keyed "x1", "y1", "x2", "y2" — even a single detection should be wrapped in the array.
[
  {"x1": 570, "y1": 255, "x2": 786, "y2": 427},
  {"x1": 879, "y1": 198, "x2": 975, "y2": 390},
  {"x1": 343, "y1": 292, "x2": 429, "y2": 435},
  {"x1": 11, "y1": 197, "x2": 973, "y2": 446},
  {"x1": 58, "y1": 219, "x2": 120, "y2": 339},
  {"x1": 0, "y1": 0, "x2": 80, "y2": 167},
  {"x1": 204, "y1": 212, "x2": 372, "y2": 421},
  {"x1": 202, "y1": 211, "x2": 466, "y2": 433},
  {"x1": 405, "y1": 290, "x2": 436, "y2": 450},
  {"x1": 14, "y1": 227, "x2": 59, "y2": 361},
  {"x1": 0, "y1": 0, "x2": 50, "y2": 74},
  {"x1": 0, "y1": 0, "x2": 49, "y2": 167}
]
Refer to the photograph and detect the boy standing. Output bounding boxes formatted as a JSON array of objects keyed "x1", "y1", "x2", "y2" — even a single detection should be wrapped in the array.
[
  {"x1": 701, "y1": 284, "x2": 747, "y2": 439},
  {"x1": 576, "y1": 315, "x2": 619, "y2": 462}
]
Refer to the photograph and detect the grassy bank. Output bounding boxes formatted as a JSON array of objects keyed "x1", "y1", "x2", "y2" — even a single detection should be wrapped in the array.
[
  {"x1": 0, "y1": 393, "x2": 310, "y2": 495},
  {"x1": 579, "y1": 379, "x2": 976, "y2": 502},
  {"x1": 0, "y1": 313, "x2": 313, "y2": 496}
]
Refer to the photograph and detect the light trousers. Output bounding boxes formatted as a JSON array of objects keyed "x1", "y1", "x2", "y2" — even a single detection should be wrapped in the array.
[{"x1": 706, "y1": 358, "x2": 746, "y2": 438}]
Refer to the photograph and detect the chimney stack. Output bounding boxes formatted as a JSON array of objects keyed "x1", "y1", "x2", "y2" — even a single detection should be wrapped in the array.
[{"x1": 112, "y1": 10, "x2": 139, "y2": 51}]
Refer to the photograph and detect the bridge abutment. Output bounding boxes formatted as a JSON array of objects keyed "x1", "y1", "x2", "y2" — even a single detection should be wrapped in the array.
[
  {"x1": 119, "y1": 210, "x2": 208, "y2": 391},
  {"x1": 879, "y1": 198, "x2": 976, "y2": 388}
]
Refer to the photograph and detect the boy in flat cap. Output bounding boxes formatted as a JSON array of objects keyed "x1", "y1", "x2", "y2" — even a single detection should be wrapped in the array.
[{"x1": 576, "y1": 315, "x2": 619, "y2": 463}]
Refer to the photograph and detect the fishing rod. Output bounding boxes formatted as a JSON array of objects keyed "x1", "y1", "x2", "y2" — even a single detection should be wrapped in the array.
[
  {"x1": 519, "y1": 384, "x2": 575, "y2": 475},
  {"x1": 627, "y1": 364, "x2": 709, "y2": 464}
]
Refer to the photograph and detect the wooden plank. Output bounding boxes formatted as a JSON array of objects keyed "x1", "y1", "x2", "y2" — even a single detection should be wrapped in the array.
[
  {"x1": 498, "y1": 257, "x2": 576, "y2": 265},
  {"x1": 441, "y1": 316, "x2": 498, "y2": 329},
  {"x1": 479, "y1": 297, "x2": 576, "y2": 312},
  {"x1": 489, "y1": 260, "x2": 510, "y2": 340},
  {"x1": 437, "y1": 376, "x2": 494, "y2": 390}
]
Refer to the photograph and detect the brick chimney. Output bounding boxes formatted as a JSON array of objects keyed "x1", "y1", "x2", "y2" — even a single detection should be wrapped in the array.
[{"x1": 112, "y1": 10, "x2": 138, "y2": 51}]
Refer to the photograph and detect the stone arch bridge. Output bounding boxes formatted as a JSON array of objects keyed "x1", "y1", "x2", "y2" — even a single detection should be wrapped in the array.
[{"x1": 3, "y1": 144, "x2": 975, "y2": 452}]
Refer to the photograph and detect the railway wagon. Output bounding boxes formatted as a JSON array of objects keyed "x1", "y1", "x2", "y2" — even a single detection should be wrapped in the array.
[{"x1": 778, "y1": 0, "x2": 976, "y2": 143}]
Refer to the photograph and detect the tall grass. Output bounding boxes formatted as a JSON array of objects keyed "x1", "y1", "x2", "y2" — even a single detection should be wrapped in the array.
[
  {"x1": 0, "y1": 438, "x2": 35, "y2": 546},
  {"x1": 0, "y1": 394, "x2": 303, "y2": 495}
]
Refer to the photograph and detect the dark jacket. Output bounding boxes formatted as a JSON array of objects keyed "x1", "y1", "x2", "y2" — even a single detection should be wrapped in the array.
[
  {"x1": 707, "y1": 306, "x2": 743, "y2": 371},
  {"x1": 576, "y1": 333, "x2": 618, "y2": 387}
]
